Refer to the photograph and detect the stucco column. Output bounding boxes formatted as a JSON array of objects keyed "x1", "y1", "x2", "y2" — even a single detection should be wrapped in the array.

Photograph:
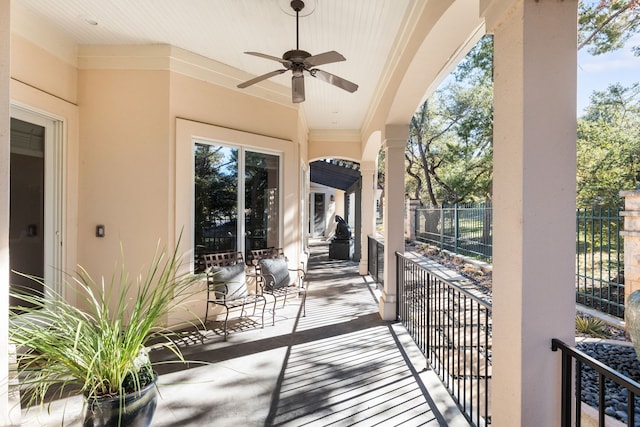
[
  {"x1": 1, "y1": 1, "x2": 12, "y2": 424},
  {"x1": 359, "y1": 161, "x2": 377, "y2": 275},
  {"x1": 621, "y1": 190, "x2": 640, "y2": 300},
  {"x1": 484, "y1": 1, "x2": 578, "y2": 426},
  {"x1": 380, "y1": 125, "x2": 407, "y2": 321}
]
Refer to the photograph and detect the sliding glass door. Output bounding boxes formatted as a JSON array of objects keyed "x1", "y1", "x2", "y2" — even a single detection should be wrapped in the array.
[{"x1": 194, "y1": 142, "x2": 280, "y2": 264}]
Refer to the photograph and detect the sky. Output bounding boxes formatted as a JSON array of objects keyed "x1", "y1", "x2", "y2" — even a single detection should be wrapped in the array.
[{"x1": 577, "y1": 33, "x2": 640, "y2": 115}]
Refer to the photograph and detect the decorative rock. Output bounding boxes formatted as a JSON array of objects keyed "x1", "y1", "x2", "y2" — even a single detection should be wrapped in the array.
[
  {"x1": 626, "y1": 290, "x2": 640, "y2": 360},
  {"x1": 576, "y1": 342, "x2": 640, "y2": 427},
  {"x1": 616, "y1": 410, "x2": 628, "y2": 421}
]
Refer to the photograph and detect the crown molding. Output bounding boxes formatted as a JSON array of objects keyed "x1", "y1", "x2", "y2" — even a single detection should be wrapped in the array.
[{"x1": 78, "y1": 44, "x2": 294, "y2": 108}]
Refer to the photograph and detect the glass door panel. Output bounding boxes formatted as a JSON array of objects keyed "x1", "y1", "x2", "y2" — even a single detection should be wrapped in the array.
[
  {"x1": 10, "y1": 118, "x2": 45, "y2": 311},
  {"x1": 244, "y1": 152, "x2": 279, "y2": 256},
  {"x1": 194, "y1": 144, "x2": 239, "y2": 261}
]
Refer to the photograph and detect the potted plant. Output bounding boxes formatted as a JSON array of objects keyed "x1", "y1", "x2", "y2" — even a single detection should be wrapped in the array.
[
  {"x1": 627, "y1": 290, "x2": 640, "y2": 360},
  {"x1": 9, "y1": 240, "x2": 204, "y2": 427}
]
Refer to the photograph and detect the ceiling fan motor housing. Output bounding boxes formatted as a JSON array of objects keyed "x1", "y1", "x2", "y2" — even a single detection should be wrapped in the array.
[{"x1": 283, "y1": 49, "x2": 311, "y2": 63}]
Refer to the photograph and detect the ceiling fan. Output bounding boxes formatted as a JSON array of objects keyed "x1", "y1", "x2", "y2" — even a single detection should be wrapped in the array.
[{"x1": 237, "y1": 0, "x2": 358, "y2": 103}]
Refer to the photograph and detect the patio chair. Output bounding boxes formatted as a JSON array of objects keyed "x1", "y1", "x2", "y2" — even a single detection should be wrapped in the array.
[
  {"x1": 249, "y1": 247, "x2": 284, "y2": 264},
  {"x1": 203, "y1": 251, "x2": 266, "y2": 340},
  {"x1": 251, "y1": 248, "x2": 306, "y2": 325}
]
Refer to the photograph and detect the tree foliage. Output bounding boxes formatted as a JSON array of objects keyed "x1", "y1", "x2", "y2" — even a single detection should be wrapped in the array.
[
  {"x1": 577, "y1": 83, "x2": 640, "y2": 207},
  {"x1": 397, "y1": 4, "x2": 640, "y2": 209},
  {"x1": 578, "y1": 0, "x2": 640, "y2": 55},
  {"x1": 405, "y1": 35, "x2": 493, "y2": 207},
  {"x1": 194, "y1": 144, "x2": 238, "y2": 234}
]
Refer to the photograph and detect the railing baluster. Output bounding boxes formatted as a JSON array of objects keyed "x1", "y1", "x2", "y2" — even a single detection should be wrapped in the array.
[
  {"x1": 457, "y1": 290, "x2": 462, "y2": 411},
  {"x1": 599, "y1": 372, "x2": 605, "y2": 427},
  {"x1": 576, "y1": 360, "x2": 582, "y2": 427},
  {"x1": 559, "y1": 348, "x2": 572, "y2": 427},
  {"x1": 628, "y1": 390, "x2": 635, "y2": 427}
]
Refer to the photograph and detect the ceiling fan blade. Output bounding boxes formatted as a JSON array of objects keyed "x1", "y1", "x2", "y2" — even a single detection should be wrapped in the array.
[
  {"x1": 244, "y1": 51, "x2": 291, "y2": 66},
  {"x1": 292, "y1": 75, "x2": 305, "y2": 103},
  {"x1": 237, "y1": 69, "x2": 287, "y2": 88},
  {"x1": 304, "y1": 50, "x2": 346, "y2": 67},
  {"x1": 310, "y1": 69, "x2": 359, "y2": 93}
]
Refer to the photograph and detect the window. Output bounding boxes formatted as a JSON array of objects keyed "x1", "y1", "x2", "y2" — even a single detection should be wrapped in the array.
[{"x1": 194, "y1": 142, "x2": 280, "y2": 267}]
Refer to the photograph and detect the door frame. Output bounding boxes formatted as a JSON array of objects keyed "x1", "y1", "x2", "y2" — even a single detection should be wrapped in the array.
[
  {"x1": 192, "y1": 138, "x2": 284, "y2": 263},
  {"x1": 10, "y1": 104, "x2": 65, "y2": 300}
]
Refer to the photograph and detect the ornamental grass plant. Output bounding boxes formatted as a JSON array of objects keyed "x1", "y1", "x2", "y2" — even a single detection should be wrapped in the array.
[
  {"x1": 9, "y1": 239, "x2": 204, "y2": 413},
  {"x1": 576, "y1": 314, "x2": 608, "y2": 339}
]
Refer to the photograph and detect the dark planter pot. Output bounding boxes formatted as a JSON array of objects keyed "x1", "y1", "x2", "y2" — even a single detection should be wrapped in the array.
[
  {"x1": 83, "y1": 375, "x2": 158, "y2": 427},
  {"x1": 628, "y1": 290, "x2": 640, "y2": 361}
]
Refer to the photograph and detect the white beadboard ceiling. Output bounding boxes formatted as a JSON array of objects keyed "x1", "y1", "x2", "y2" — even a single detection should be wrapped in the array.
[{"x1": 14, "y1": 0, "x2": 413, "y2": 132}]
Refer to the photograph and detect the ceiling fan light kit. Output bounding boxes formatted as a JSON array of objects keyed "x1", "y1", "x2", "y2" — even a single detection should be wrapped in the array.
[{"x1": 237, "y1": 0, "x2": 358, "y2": 103}]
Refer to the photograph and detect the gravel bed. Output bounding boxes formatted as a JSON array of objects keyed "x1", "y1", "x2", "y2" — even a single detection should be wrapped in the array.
[{"x1": 576, "y1": 342, "x2": 640, "y2": 426}]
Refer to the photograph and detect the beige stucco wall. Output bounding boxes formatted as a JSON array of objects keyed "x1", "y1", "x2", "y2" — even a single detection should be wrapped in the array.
[
  {"x1": 11, "y1": 34, "x2": 78, "y2": 104},
  {"x1": 73, "y1": 65, "x2": 307, "y2": 320},
  {"x1": 5, "y1": 25, "x2": 309, "y2": 324},
  {"x1": 10, "y1": 31, "x2": 80, "y2": 300},
  {"x1": 77, "y1": 68, "x2": 172, "y2": 291}
]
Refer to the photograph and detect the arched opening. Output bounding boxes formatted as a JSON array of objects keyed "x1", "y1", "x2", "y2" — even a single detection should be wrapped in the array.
[{"x1": 308, "y1": 158, "x2": 366, "y2": 262}]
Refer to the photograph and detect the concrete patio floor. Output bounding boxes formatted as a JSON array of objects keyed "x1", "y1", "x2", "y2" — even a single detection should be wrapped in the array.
[{"x1": 18, "y1": 239, "x2": 468, "y2": 426}]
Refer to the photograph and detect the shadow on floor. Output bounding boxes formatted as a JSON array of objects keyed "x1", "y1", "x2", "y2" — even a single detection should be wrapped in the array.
[{"x1": 19, "y1": 239, "x2": 465, "y2": 427}]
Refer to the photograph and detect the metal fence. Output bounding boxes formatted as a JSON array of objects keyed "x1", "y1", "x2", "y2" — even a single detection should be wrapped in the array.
[
  {"x1": 576, "y1": 206, "x2": 625, "y2": 318},
  {"x1": 397, "y1": 252, "x2": 492, "y2": 426},
  {"x1": 415, "y1": 203, "x2": 493, "y2": 262},
  {"x1": 414, "y1": 203, "x2": 625, "y2": 318}
]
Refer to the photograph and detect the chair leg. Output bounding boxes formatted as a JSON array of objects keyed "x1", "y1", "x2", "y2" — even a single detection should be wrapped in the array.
[
  {"x1": 302, "y1": 290, "x2": 306, "y2": 317},
  {"x1": 259, "y1": 296, "x2": 266, "y2": 329},
  {"x1": 223, "y1": 305, "x2": 230, "y2": 341},
  {"x1": 271, "y1": 295, "x2": 277, "y2": 326},
  {"x1": 204, "y1": 301, "x2": 210, "y2": 326},
  {"x1": 250, "y1": 297, "x2": 257, "y2": 317}
]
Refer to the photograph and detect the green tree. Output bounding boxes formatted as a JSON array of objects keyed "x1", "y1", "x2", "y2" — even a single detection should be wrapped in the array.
[
  {"x1": 194, "y1": 144, "x2": 238, "y2": 246},
  {"x1": 577, "y1": 83, "x2": 640, "y2": 207},
  {"x1": 405, "y1": 35, "x2": 493, "y2": 207},
  {"x1": 579, "y1": 0, "x2": 640, "y2": 55},
  {"x1": 401, "y1": 3, "x2": 640, "y2": 210}
]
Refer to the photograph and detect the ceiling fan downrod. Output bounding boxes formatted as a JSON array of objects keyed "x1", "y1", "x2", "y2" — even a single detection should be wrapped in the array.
[{"x1": 291, "y1": 0, "x2": 304, "y2": 51}]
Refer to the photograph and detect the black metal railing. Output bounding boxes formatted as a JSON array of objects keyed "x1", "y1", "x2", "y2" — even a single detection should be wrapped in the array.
[
  {"x1": 367, "y1": 235, "x2": 384, "y2": 286},
  {"x1": 552, "y1": 338, "x2": 640, "y2": 427},
  {"x1": 397, "y1": 252, "x2": 492, "y2": 426}
]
